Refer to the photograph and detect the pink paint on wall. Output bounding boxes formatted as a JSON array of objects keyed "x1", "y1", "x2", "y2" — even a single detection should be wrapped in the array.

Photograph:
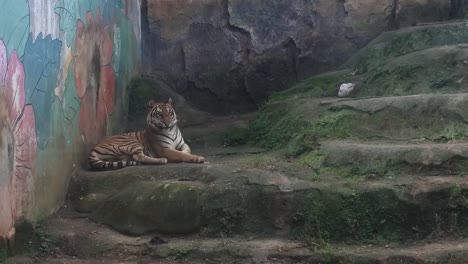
[
  {"x1": 75, "y1": 11, "x2": 116, "y2": 147},
  {"x1": 0, "y1": 40, "x2": 37, "y2": 238}
]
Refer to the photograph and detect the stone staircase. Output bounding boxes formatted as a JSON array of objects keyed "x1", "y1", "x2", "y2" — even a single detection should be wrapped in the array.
[{"x1": 9, "y1": 21, "x2": 468, "y2": 264}]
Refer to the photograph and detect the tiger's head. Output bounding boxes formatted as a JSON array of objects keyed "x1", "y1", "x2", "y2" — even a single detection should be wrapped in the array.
[{"x1": 146, "y1": 98, "x2": 178, "y2": 130}]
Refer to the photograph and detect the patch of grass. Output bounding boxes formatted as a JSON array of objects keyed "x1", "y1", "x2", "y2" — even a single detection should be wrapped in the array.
[
  {"x1": 248, "y1": 105, "x2": 308, "y2": 149},
  {"x1": 433, "y1": 125, "x2": 468, "y2": 142},
  {"x1": 0, "y1": 247, "x2": 6, "y2": 263},
  {"x1": 430, "y1": 72, "x2": 455, "y2": 89},
  {"x1": 281, "y1": 133, "x2": 319, "y2": 158},
  {"x1": 271, "y1": 70, "x2": 351, "y2": 101},
  {"x1": 202, "y1": 190, "x2": 247, "y2": 236},
  {"x1": 222, "y1": 128, "x2": 250, "y2": 147},
  {"x1": 446, "y1": 185, "x2": 468, "y2": 233},
  {"x1": 217, "y1": 208, "x2": 246, "y2": 236},
  {"x1": 25, "y1": 225, "x2": 55, "y2": 257},
  {"x1": 12, "y1": 221, "x2": 56, "y2": 258},
  {"x1": 237, "y1": 105, "x2": 358, "y2": 156},
  {"x1": 243, "y1": 154, "x2": 279, "y2": 169},
  {"x1": 306, "y1": 109, "x2": 356, "y2": 139}
]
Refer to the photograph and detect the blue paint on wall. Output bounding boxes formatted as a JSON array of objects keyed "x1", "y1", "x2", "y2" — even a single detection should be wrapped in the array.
[{"x1": 23, "y1": 33, "x2": 62, "y2": 150}]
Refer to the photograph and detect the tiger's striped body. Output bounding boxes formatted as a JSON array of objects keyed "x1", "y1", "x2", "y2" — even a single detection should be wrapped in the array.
[{"x1": 88, "y1": 99, "x2": 204, "y2": 170}]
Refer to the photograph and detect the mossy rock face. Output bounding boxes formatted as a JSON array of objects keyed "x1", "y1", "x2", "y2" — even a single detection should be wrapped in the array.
[
  {"x1": 270, "y1": 46, "x2": 468, "y2": 102},
  {"x1": 92, "y1": 181, "x2": 203, "y2": 235},
  {"x1": 343, "y1": 22, "x2": 468, "y2": 72},
  {"x1": 268, "y1": 22, "x2": 468, "y2": 104},
  {"x1": 354, "y1": 45, "x2": 468, "y2": 97}
]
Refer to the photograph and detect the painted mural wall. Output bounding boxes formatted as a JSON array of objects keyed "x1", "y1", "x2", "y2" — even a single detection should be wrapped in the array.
[{"x1": 0, "y1": 0, "x2": 141, "y2": 242}]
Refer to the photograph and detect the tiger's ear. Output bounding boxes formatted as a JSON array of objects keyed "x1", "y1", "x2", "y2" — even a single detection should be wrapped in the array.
[
  {"x1": 148, "y1": 100, "x2": 157, "y2": 109},
  {"x1": 167, "y1": 98, "x2": 173, "y2": 106}
]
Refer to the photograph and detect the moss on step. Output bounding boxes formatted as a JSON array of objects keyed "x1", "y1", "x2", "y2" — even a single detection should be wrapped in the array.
[
  {"x1": 222, "y1": 128, "x2": 250, "y2": 147},
  {"x1": 243, "y1": 95, "x2": 468, "y2": 144},
  {"x1": 270, "y1": 70, "x2": 354, "y2": 102},
  {"x1": 92, "y1": 181, "x2": 203, "y2": 235},
  {"x1": 301, "y1": 141, "x2": 468, "y2": 179},
  {"x1": 423, "y1": 184, "x2": 468, "y2": 236},
  {"x1": 248, "y1": 103, "x2": 308, "y2": 149},
  {"x1": 298, "y1": 188, "x2": 418, "y2": 243},
  {"x1": 200, "y1": 188, "x2": 247, "y2": 236},
  {"x1": 230, "y1": 91, "x2": 468, "y2": 178},
  {"x1": 296, "y1": 183, "x2": 468, "y2": 244}
]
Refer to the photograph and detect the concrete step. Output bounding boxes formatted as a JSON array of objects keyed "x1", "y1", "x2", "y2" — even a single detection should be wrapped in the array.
[
  {"x1": 281, "y1": 93, "x2": 468, "y2": 142},
  {"x1": 23, "y1": 212, "x2": 468, "y2": 264},
  {"x1": 314, "y1": 140, "x2": 468, "y2": 177},
  {"x1": 247, "y1": 92, "x2": 468, "y2": 157},
  {"x1": 69, "y1": 145, "x2": 468, "y2": 243}
]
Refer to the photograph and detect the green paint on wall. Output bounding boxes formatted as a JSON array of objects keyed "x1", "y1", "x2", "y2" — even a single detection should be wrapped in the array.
[{"x1": 0, "y1": 0, "x2": 30, "y2": 57}]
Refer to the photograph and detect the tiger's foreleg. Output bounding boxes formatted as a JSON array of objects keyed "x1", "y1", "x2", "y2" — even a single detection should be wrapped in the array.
[
  {"x1": 132, "y1": 151, "x2": 168, "y2": 165},
  {"x1": 161, "y1": 149, "x2": 204, "y2": 163},
  {"x1": 179, "y1": 142, "x2": 191, "y2": 154}
]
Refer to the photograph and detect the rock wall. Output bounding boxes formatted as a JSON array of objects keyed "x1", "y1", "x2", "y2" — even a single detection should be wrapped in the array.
[
  {"x1": 0, "y1": 0, "x2": 141, "y2": 241},
  {"x1": 142, "y1": 0, "x2": 460, "y2": 114}
]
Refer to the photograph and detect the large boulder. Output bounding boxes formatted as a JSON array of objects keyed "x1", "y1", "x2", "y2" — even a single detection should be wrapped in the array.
[{"x1": 142, "y1": 0, "x2": 456, "y2": 113}]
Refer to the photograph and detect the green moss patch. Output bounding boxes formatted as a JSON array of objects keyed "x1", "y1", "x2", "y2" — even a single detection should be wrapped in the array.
[
  {"x1": 297, "y1": 183, "x2": 468, "y2": 244},
  {"x1": 223, "y1": 103, "x2": 308, "y2": 149},
  {"x1": 298, "y1": 188, "x2": 418, "y2": 243},
  {"x1": 5, "y1": 221, "x2": 57, "y2": 258},
  {"x1": 354, "y1": 46, "x2": 468, "y2": 97},
  {"x1": 344, "y1": 22, "x2": 468, "y2": 72},
  {"x1": 270, "y1": 70, "x2": 354, "y2": 101},
  {"x1": 236, "y1": 91, "x2": 468, "y2": 155},
  {"x1": 92, "y1": 182, "x2": 204, "y2": 235}
]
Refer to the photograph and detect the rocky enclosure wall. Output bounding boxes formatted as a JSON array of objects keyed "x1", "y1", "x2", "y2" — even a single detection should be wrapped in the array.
[
  {"x1": 0, "y1": 0, "x2": 141, "y2": 241},
  {"x1": 142, "y1": 0, "x2": 464, "y2": 114}
]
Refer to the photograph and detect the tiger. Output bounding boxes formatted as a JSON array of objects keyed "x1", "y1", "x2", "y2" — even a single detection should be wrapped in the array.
[{"x1": 88, "y1": 98, "x2": 205, "y2": 170}]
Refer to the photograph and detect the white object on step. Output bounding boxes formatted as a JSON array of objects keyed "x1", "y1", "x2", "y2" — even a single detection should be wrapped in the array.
[{"x1": 338, "y1": 83, "x2": 355, "y2": 97}]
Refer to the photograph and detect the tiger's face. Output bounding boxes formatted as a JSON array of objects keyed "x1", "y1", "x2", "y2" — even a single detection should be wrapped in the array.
[{"x1": 146, "y1": 98, "x2": 177, "y2": 130}]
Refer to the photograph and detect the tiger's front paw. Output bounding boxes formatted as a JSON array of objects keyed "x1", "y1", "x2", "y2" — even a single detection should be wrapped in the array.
[
  {"x1": 191, "y1": 155, "x2": 205, "y2": 163},
  {"x1": 159, "y1": 158, "x2": 168, "y2": 164}
]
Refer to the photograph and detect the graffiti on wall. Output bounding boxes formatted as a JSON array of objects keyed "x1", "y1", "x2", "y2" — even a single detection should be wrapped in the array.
[{"x1": 0, "y1": 0, "x2": 141, "y2": 241}]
